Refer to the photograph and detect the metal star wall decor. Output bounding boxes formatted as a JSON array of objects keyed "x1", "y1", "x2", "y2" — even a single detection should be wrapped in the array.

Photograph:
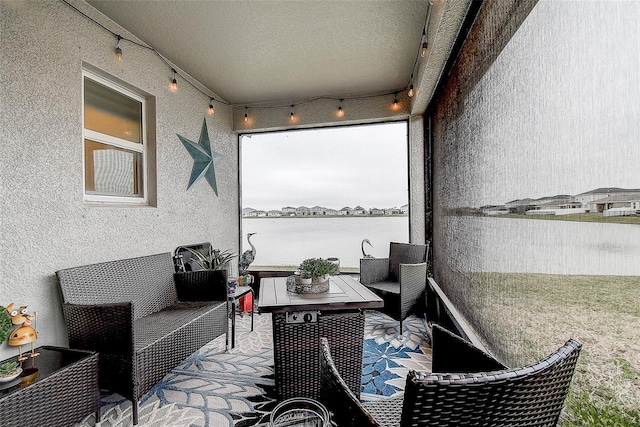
[{"x1": 177, "y1": 118, "x2": 223, "y2": 196}]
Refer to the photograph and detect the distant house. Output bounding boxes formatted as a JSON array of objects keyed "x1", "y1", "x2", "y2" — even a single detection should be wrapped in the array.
[
  {"x1": 255, "y1": 210, "x2": 267, "y2": 217},
  {"x1": 267, "y1": 210, "x2": 282, "y2": 217},
  {"x1": 282, "y1": 206, "x2": 296, "y2": 216},
  {"x1": 591, "y1": 194, "x2": 640, "y2": 213},
  {"x1": 400, "y1": 204, "x2": 409, "y2": 214},
  {"x1": 325, "y1": 208, "x2": 338, "y2": 215},
  {"x1": 242, "y1": 207, "x2": 257, "y2": 217},
  {"x1": 482, "y1": 205, "x2": 509, "y2": 215},
  {"x1": 296, "y1": 206, "x2": 310, "y2": 216},
  {"x1": 369, "y1": 207, "x2": 384, "y2": 215},
  {"x1": 310, "y1": 206, "x2": 325, "y2": 215},
  {"x1": 353, "y1": 206, "x2": 367, "y2": 215},
  {"x1": 574, "y1": 187, "x2": 640, "y2": 211},
  {"x1": 384, "y1": 208, "x2": 401, "y2": 215},
  {"x1": 338, "y1": 207, "x2": 353, "y2": 215}
]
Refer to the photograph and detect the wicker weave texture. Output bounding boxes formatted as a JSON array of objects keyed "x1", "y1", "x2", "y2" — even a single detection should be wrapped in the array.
[
  {"x1": 360, "y1": 242, "x2": 429, "y2": 332},
  {"x1": 273, "y1": 310, "x2": 364, "y2": 400},
  {"x1": 319, "y1": 338, "x2": 380, "y2": 427},
  {"x1": 56, "y1": 253, "x2": 228, "y2": 425},
  {"x1": 0, "y1": 347, "x2": 99, "y2": 427},
  {"x1": 57, "y1": 252, "x2": 178, "y2": 320},
  {"x1": 400, "y1": 339, "x2": 582, "y2": 427},
  {"x1": 320, "y1": 334, "x2": 581, "y2": 427}
]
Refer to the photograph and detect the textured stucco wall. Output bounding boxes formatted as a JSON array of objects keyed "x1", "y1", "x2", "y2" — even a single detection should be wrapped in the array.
[
  {"x1": 0, "y1": 1, "x2": 238, "y2": 359},
  {"x1": 409, "y1": 115, "x2": 426, "y2": 244}
]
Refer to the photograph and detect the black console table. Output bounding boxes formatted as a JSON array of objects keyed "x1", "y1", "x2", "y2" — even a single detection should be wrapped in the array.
[{"x1": 0, "y1": 346, "x2": 99, "y2": 426}]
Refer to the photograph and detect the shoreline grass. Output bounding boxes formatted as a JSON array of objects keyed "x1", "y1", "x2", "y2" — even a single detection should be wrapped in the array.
[
  {"x1": 484, "y1": 212, "x2": 640, "y2": 225},
  {"x1": 463, "y1": 272, "x2": 640, "y2": 425}
]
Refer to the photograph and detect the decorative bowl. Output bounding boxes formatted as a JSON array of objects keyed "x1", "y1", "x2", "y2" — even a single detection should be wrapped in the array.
[
  {"x1": 287, "y1": 275, "x2": 330, "y2": 294},
  {"x1": 0, "y1": 367, "x2": 22, "y2": 383}
]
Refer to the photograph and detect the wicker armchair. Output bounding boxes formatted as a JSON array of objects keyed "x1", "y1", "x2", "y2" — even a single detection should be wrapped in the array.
[
  {"x1": 320, "y1": 326, "x2": 582, "y2": 427},
  {"x1": 56, "y1": 253, "x2": 227, "y2": 425},
  {"x1": 359, "y1": 242, "x2": 429, "y2": 333}
]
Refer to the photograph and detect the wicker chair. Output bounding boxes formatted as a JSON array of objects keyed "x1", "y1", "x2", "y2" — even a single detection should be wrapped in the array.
[
  {"x1": 320, "y1": 326, "x2": 582, "y2": 427},
  {"x1": 56, "y1": 253, "x2": 228, "y2": 425},
  {"x1": 359, "y1": 242, "x2": 429, "y2": 333}
]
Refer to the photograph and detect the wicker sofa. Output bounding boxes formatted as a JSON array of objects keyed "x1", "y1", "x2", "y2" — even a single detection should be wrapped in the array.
[
  {"x1": 320, "y1": 325, "x2": 582, "y2": 427},
  {"x1": 56, "y1": 252, "x2": 228, "y2": 426}
]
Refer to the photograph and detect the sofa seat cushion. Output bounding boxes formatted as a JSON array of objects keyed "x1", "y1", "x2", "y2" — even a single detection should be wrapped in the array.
[
  {"x1": 365, "y1": 280, "x2": 400, "y2": 295},
  {"x1": 134, "y1": 301, "x2": 225, "y2": 351}
]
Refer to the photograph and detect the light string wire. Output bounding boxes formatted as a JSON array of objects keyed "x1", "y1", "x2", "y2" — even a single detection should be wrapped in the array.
[
  {"x1": 406, "y1": 2, "x2": 433, "y2": 91},
  {"x1": 62, "y1": 0, "x2": 428, "y2": 115}
]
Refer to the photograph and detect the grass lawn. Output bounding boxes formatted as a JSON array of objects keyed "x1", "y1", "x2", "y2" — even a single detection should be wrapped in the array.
[
  {"x1": 465, "y1": 272, "x2": 640, "y2": 426},
  {"x1": 497, "y1": 212, "x2": 640, "y2": 224}
]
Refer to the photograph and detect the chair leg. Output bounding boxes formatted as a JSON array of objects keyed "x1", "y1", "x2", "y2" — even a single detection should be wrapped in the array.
[{"x1": 132, "y1": 399, "x2": 139, "y2": 425}]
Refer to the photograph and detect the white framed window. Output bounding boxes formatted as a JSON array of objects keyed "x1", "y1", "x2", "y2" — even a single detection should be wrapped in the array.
[{"x1": 82, "y1": 69, "x2": 149, "y2": 204}]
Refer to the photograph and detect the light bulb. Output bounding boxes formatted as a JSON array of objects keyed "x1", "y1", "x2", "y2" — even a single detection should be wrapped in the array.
[
  {"x1": 336, "y1": 99, "x2": 345, "y2": 117},
  {"x1": 290, "y1": 105, "x2": 295, "y2": 122},
  {"x1": 244, "y1": 108, "x2": 248, "y2": 122},
  {"x1": 170, "y1": 69, "x2": 178, "y2": 92},
  {"x1": 408, "y1": 84, "x2": 414, "y2": 98},
  {"x1": 208, "y1": 100, "x2": 215, "y2": 115},
  {"x1": 392, "y1": 95, "x2": 399, "y2": 110},
  {"x1": 421, "y1": 41, "x2": 428, "y2": 57},
  {"x1": 115, "y1": 36, "x2": 123, "y2": 62}
]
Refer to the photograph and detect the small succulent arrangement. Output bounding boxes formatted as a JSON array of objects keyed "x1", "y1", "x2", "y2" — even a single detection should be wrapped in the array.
[
  {"x1": 0, "y1": 361, "x2": 19, "y2": 376},
  {"x1": 298, "y1": 258, "x2": 339, "y2": 281},
  {"x1": 0, "y1": 360, "x2": 22, "y2": 382}
]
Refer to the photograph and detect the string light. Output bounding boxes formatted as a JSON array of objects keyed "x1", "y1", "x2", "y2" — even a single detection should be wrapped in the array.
[
  {"x1": 408, "y1": 74, "x2": 415, "y2": 97},
  {"x1": 336, "y1": 99, "x2": 345, "y2": 117},
  {"x1": 421, "y1": 41, "x2": 428, "y2": 58},
  {"x1": 170, "y1": 69, "x2": 178, "y2": 92},
  {"x1": 62, "y1": 0, "x2": 413, "y2": 127},
  {"x1": 115, "y1": 35, "x2": 123, "y2": 63}
]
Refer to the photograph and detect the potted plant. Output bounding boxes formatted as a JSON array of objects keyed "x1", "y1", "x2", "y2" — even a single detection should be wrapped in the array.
[
  {"x1": 292, "y1": 258, "x2": 339, "y2": 293},
  {"x1": 0, "y1": 361, "x2": 22, "y2": 383},
  {"x1": 174, "y1": 247, "x2": 237, "y2": 301}
]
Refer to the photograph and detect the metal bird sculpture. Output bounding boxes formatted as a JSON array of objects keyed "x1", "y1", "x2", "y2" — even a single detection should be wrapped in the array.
[
  {"x1": 361, "y1": 238, "x2": 374, "y2": 258},
  {"x1": 239, "y1": 233, "x2": 257, "y2": 273}
]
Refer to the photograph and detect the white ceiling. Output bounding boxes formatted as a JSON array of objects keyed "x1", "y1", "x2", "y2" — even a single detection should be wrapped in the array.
[{"x1": 86, "y1": 0, "x2": 469, "y2": 112}]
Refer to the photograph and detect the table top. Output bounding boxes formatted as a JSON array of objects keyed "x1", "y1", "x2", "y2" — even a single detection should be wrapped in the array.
[
  {"x1": 258, "y1": 275, "x2": 383, "y2": 313},
  {"x1": 0, "y1": 346, "x2": 96, "y2": 397},
  {"x1": 229, "y1": 284, "x2": 253, "y2": 299}
]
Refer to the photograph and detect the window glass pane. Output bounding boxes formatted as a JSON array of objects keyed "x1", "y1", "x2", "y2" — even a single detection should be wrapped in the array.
[
  {"x1": 84, "y1": 139, "x2": 141, "y2": 196},
  {"x1": 84, "y1": 77, "x2": 142, "y2": 144},
  {"x1": 240, "y1": 122, "x2": 409, "y2": 272}
]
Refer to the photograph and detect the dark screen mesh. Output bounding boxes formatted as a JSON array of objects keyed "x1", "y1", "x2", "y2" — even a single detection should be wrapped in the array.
[{"x1": 430, "y1": 0, "x2": 640, "y2": 422}]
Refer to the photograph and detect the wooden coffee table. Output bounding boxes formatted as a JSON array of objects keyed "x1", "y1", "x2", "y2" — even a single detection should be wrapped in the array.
[{"x1": 258, "y1": 275, "x2": 383, "y2": 400}]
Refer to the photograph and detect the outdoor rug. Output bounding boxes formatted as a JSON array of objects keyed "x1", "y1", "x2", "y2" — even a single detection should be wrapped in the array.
[{"x1": 76, "y1": 311, "x2": 432, "y2": 427}]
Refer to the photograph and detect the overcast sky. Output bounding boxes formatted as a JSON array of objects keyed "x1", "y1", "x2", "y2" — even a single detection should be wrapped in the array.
[{"x1": 241, "y1": 122, "x2": 408, "y2": 211}]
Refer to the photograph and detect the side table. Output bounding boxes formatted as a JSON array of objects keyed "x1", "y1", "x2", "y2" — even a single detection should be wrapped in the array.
[
  {"x1": 0, "y1": 346, "x2": 99, "y2": 427},
  {"x1": 227, "y1": 285, "x2": 255, "y2": 349}
]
